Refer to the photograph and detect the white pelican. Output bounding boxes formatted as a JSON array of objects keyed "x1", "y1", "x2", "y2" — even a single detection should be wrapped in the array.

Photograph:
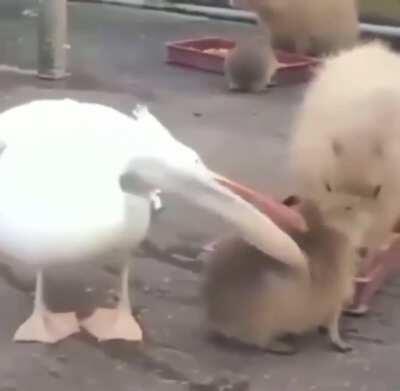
[{"x1": 0, "y1": 99, "x2": 307, "y2": 343}]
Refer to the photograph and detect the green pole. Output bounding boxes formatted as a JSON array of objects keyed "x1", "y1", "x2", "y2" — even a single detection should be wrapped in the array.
[{"x1": 37, "y1": 0, "x2": 68, "y2": 79}]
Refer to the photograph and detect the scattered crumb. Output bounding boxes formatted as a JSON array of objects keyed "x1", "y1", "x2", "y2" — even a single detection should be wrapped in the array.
[
  {"x1": 203, "y1": 48, "x2": 230, "y2": 57},
  {"x1": 56, "y1": 354, "x2": 68, "y2": 364},
  {"x1": 188, "y1": 47, "x2": 230, "y2": 58},
  {"x1": 47, "y1": 366, "x2": 62, "y2": 379},
  {"x1": 21, "y1": 8, "x2": 38, "y2": 18}
]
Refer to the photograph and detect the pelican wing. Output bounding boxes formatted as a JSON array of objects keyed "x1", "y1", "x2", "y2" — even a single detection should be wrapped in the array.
[{"x1": 0, "y1": 100, "x2": 151, "y2": 262}]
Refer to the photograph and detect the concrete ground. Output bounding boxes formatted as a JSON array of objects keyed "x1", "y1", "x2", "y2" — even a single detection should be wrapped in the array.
[{"x1": 0, "y1": 2, "x2": 399, "y2": 391}]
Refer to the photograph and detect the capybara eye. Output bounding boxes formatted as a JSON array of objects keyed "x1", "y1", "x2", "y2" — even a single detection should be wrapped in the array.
[
  {"x1": 357, "y1": 247, "x2": 369, "y2": 258},
  {"x1": 373, "y1": 185, "x2": 382, "y2": 198}
]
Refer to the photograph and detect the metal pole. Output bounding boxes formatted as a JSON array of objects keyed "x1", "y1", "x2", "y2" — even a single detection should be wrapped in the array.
[{"x1": 37, "y1": 0, "x2": 68, "y2": 80}]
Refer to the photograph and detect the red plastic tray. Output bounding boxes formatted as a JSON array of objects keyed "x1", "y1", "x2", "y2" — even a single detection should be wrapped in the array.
[
  {"x1": 165, "y1": 37, "x2": 320, "y2": 84},
  {"x1": 206, "y1": 175, "x2": 400, "y2": 315}
]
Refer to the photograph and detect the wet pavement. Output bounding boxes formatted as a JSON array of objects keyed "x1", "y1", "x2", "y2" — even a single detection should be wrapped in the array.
[{"x1": 0, "y1": 2, "x2": 399, "y2": 391}]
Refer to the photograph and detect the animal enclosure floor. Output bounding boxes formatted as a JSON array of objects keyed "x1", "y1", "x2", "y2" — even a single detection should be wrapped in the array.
[{"x1": 0, "y1": 2, "x2": 398, "y2": 391}]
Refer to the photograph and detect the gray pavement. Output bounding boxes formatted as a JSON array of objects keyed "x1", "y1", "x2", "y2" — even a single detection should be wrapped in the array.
[{"x1": 0, "y1": 2, "x2": 399, "y2": 391}]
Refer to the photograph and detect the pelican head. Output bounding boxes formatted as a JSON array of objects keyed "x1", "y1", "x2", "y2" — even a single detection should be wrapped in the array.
[{"x1": 120, "y1": 105, "x2": 307, "y2": 272}]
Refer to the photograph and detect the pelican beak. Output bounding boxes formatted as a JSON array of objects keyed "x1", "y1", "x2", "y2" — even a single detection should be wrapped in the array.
[
  {"x1": 209, "y1": 170, "x2": 308, "y2": 233},
  {"x1": 188, "y1": 169, "x2": 308, "y2": 272},
  {"x1": 209, "y1": 171, "x2": 227, "y2": 182}
]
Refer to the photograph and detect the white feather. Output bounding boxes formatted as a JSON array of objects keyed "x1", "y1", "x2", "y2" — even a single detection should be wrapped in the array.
[
  {"x1": 0, "y1": 98, "x2": 307, "y2": 272},
  {"x1": 0, "y1": 99, "x2": 154, "y2": 263}
]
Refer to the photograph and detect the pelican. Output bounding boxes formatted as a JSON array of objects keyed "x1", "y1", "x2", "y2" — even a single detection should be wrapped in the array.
[{"x1": 0, "y1": 99, "x2": 307, "y2": 343}]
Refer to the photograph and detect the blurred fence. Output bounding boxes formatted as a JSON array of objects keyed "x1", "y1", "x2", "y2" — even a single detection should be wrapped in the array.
[{"x1": 1, "y1": 0, "x2": 400, "y2": 73}]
